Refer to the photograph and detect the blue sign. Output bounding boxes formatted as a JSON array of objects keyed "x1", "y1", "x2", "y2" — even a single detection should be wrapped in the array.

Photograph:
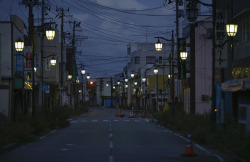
[
  {"x1": 16, "y1": 50, "x2": 24, "y2": 73},
  {"x1": 42, "y1": 83, "x2": 50, "y2": 93}
]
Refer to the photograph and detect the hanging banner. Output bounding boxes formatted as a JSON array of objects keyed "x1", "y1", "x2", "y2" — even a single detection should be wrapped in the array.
[
  {"x1": 34, "y1": 52, "x2": 41, "y2": 68},
  {"x1": 215, "y1": 9, "x2": 228, "y2": 68},
  {"x1": 25, "y1": 46, "x2": 32, "y2": 69},
  {"x1": 15, "y1": 50, "x2": 24, "y2": 74}
]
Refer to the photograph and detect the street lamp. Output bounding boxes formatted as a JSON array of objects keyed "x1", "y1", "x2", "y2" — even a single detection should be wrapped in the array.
[
  {"x1": 180, "y1": 52, "x2": 188, "y2": 60},
  {"x1": 186, "y1": 1, "x2": 198, "y2": 22},
  {"x1": 76, "y1": 77, "x2": 79, "y2": 83},
  {"x1": 155, "y1": 31, "x2": 175, "y2": 114},
  {"x1": 125, "y1": 78, "x2": 128, "y2": 82},
  {"x1": 154, "y1": 68, "x2": 158, "y2": 75},
  {"x1": 34, "y1": 67, "x2": 37, "y2": 72},
  {"x1": 134, "y1": 81, "x2": 138, "y2": 86},
  {"x1": 125, "y1": 84, "x2": 128, "y2": 88},
  {"x1": 81, "y1": 69, "x2": 86, "y2": 75},
  {"x1": 15, "y1": 37, "x2": 24, "y2": 52},
  {"x1": 81, "y1": 65, "x2": 86, "y2": 75},
  {"x1": 226, "y1": 24, "x2": 238, "y2": 37},
  {"x1": 87, "y1": 74, "x2": 90, "y2": 80},
  {"x1": 155, "y1": 38, "x2": 163, "y2": 51},
  {"x1": 142, "y1": 77, "x2": 146, "y2": 83},
  {"x1": 46, "y1": 29, "x2": 55, "y2": 40},
  {"x1": 50, "y1": 56, "x2": 56, "y2": 66},
  {"x1": 68, "y1": 74, "x2": 72, "y2": 80},
  {"x1": 131, "y1": 73, "x2": 135, "y2": 79},
  {"x1": 117, "y1": 81, "x2": 120, "y2": 85}
]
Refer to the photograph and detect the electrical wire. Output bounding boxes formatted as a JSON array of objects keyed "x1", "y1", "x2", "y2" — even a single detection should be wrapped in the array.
[
  {"x1": 74, "y1": 0, "x2": 175, "y2": 17},
  {"x1": 5, "y1": 0, "x2": 14, "y2": 21}
]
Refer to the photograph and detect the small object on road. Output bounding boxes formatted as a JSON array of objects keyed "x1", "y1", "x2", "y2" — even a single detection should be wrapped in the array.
[
  {"x1": 130, "y1": 106, "x2": 134, "y2": 118},
  {"x1": 183, "y1": 133, "x2": 196, "y2": 157}
]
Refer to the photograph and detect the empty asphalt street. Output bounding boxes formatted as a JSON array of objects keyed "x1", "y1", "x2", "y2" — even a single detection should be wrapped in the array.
[{"x1": 0, "y1": 107, "x2": 222, "y2": 162}]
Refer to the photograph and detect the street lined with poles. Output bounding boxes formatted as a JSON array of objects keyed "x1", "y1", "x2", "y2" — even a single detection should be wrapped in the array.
[{"x1": 0, "y1": 107, "x2": 220, "y2": 162}]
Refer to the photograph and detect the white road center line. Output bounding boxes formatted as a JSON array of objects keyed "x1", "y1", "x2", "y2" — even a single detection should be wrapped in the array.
[
  {"x1": 110, "y1": 141, "x2": 113, "y2": 148},
  {"x1": 109, "y1": 156, "x2": 114, "y2": 162}
]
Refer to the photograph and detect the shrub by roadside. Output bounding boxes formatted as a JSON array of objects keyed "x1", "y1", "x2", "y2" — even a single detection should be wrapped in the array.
[
  {"x1": 154, "y1": 103, "x2": 250, "y2": 161},
  {"x1": 0, "y1": 103, "x2": 89, "y2": 149}
]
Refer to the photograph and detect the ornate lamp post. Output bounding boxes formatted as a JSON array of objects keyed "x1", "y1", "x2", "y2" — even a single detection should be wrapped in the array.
[
  {"x1": 153, "y1": 68, "x2": 159, "y2": 75},
  {"x1": 86, "y1": 74, "x2": 90, "y2": 80},
  {"x1": 155, "y1": 38, "x2": 163, "y2": 51},
  {"x1": 68, "y1": 74, "x2": 72, "y2": 80},
  {"x1": 50, "y1": 56, "x2": 56, "y2": 66},
  {"x1": 76, "y1": 77, "x2": 79, "y2": 83},
  {"x1": 155, "y1": 31, "x2": 175, "y2": 114},
  {"x1": 186, "y1": 1, "x2": 198, "y2": 22},
  {"x1": 81, "y1": 69, "x2": 86, "y2": 75},
  {"x1": 180, "y1": 52, "x2": 188, "y2": 60},
  {"x1": 46, "y1": 28, "x2": 55, "y2": 40},
  {"x1": 15, "y1": 37, "x2": 24, "y2": 52},
  {"x1": 131, "y1": 72, "x2": 135, "y2": 79},
  {"x1": 226, "y1": 24, "x2": 238, "y2": 37}
]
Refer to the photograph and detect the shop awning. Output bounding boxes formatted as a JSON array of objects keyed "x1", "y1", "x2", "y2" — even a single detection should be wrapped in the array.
[{"x1": 221, "y1": 78, "x2": 250, "y2": 92}]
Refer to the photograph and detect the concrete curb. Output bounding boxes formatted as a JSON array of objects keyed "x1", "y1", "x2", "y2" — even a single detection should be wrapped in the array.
[{"x1": 149, "y1": 118, "x2": 224, "y2": 162}]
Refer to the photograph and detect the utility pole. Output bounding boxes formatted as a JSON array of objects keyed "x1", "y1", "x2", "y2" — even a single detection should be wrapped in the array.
[
  {"x1": 56, "y1": 7, "x2": 69, "y2": 106},
  {"x1": 21, "y1": 0, "x2": 40, "y2": 115},
  {"x1": 71, "y1": 20, "x2": 76, "y2": 107},
  {"x1": 176, "y1": 0, "x2": 180, "y2": 80},
  {"x1": 29, "y1": 0, "x2": 35, "y2": 115},
  {"x1": 211, "y1": 0, "x2": 216, "y2": 125},
  {"x1": 70, "y1": 20, "x2": 81, "y2": 107},
  {"x1": 171, "y1": 30, "x2": 175, "y2": 115},
  {"x1": 70, "y1": 20, "x2": 81, "y2": 79},
  {"x1": 40, "y1": 0, "x2": 45, "y2": 110}
]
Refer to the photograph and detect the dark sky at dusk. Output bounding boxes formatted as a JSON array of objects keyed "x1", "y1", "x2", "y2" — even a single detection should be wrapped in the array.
[{"x1": 0, "y1": 0, "x2": 211, "y2": 78}]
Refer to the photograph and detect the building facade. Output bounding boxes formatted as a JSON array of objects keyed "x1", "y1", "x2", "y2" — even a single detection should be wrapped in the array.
[{"x1": 0, "y1": 15, "x2": 25, "y2": 118}]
